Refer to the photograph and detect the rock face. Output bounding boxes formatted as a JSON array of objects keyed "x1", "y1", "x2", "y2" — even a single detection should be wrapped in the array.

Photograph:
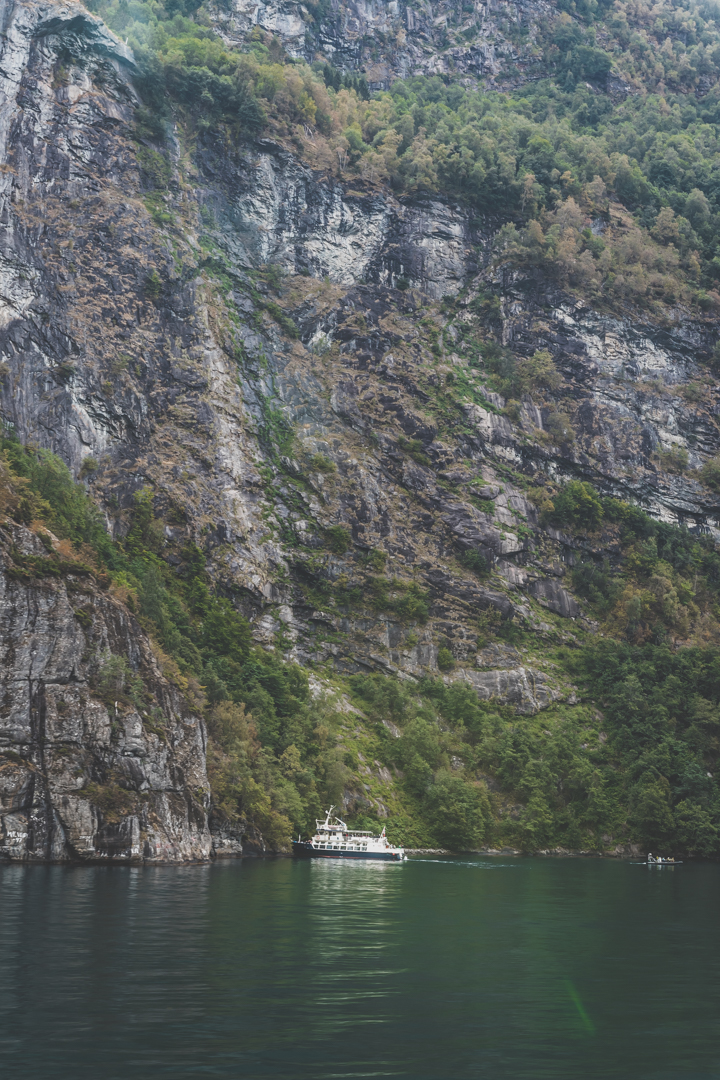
[
  {"x1": 199, "y1": 138, "x2": 477, "y2": 296},
  {"x1": 0, "y1": 522, "x2": 212, "y2": 862},
  {"x1": 212, "y1": 0, "x2": 554, "y2": 88},
  {"x1": 1, "y1": 0, "x2": 720, "y2": 857},
  {"x1": 493, "y1": 295, "x2": 720, "y2": 530}
]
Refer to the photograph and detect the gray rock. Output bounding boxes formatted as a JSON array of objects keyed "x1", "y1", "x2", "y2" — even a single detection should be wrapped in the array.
[
  {"x1": 454, "y1": 666, "x2": 561, "y2": 715},
  {"x1": 2, "y1": 0, "x2": 720, "y2": 861},
  {"x1": 199, "y1": 142, "x2": 477, "y2": 297},
  {"x1": 0, "y1": 523, "x2": 211, "y2": 863},
  {"x1": 527, "y1": 578, "x2": 582, "y2": 619}
]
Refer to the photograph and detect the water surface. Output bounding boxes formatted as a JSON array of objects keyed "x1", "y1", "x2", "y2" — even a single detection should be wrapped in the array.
[{"x1": 0, "y1": 856, "x2": 717, "y2": 1079}]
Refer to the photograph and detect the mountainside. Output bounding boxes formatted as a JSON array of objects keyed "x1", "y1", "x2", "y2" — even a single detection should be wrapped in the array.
[
  {"x1": 0, "y1": 516, "x2": 212, "y2": 862},
  {"x1": 1, "y1": 0, "x2": 720, "y2": 860}
]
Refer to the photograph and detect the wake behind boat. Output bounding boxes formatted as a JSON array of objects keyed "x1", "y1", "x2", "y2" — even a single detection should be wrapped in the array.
[{"x1": 293, "y1": 807, "x2": 406, "y2": 861}]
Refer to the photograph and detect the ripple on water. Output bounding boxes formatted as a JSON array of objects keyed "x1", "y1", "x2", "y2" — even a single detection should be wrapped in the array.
[{"x1": 0, "y1": 857, "x2": 719, "y2": 1080}]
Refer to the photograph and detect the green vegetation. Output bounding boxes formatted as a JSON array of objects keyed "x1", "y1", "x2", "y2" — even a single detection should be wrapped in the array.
[
  {"x1": 78, "y1": 781, "x2": 140, "y2": 822},
  {"x1": 310, "y1": 453, "x2": 336, "y2": 474},
  {"x1": 294, "y1": 548, "x2": 431, "y2": 625},
  {"x1": 460, "y1": 549, "x2": 490, "y2": 579},
  {"x1": 0, "y1": 432, "x2": 353, "y2": 849},
  {"x1": 398, "y1": 436, "x2": 431, "y2": 467},
  {"x1": 325, "y1": 525, "x2": 351, "y2": 555},
  {"x1": 540, "y1": 478, "x2": 720, "y2": 646},
  {"x1": 700, "y1": 454, "x2": 720, "y2": 490},
  {"x1": 1, "y1": 431, "x2": 115, "y2": 559},
  {"x1": 436, "y1": 647, "x2": 456, "y2": 673},
  {"x1": 84, "y1": 0, "x2": 720, "y2": 307},
  {"x1": 543, "y1": 480, "x2": 605, "y2": 532},
  {"x1": 351, "y1": 644, "x2": 720, "y2": 856},
  {"x1": 39, "y1": 0, "x2": 720, "y2": 854},
  {"x1": 577, "y1": 641, "x2": 720, "y2": 855},
  {"x1": 3, "y1": 432, "x2": 720, "y2": 854}
]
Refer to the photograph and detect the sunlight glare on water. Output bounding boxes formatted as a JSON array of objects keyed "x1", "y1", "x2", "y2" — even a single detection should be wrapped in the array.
[{"x1": 0, "y1": 856, "x2": 718, "y2": 1080}]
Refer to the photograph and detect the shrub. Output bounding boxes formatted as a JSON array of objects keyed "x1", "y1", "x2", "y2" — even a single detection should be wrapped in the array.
[
  {"x1": 398, "y1": 436, "x2": 431, "y2": 467},
  {"x1": 543, "y1": 480, "x2": 604, "y2": 532},
  {"x1": 262, "y1": 300, "x2": 299, "y2": 338},
  {"x1": 425, "y1": 773, "x2": 490, "y2": 850},
  {"x1": 310, "y1": 453, "x2": 336, "y2": 474},
  {"x1": 0, "y1": 436, "x2": 111, "y2": 555},
  {"x1": 654, "y1": 445, "x2": 688, "y2": 473},
  {"x1": 325, "y1": 525, "x2": 351, "y2": 554},
  {"x1": 145, "y1": 271, "x2": 162, "y2": 301},
  {"x1": 544, "y1": 411, "x2": 575, "y2": 443},
  {"x1": 630, "y1": 776, "x2": 675, "y2": 848},
  {"x1": 79, "y1": 457, "x2": 99, "y2": 478},
  {"x1": 700, "y1": 455, "x2": 720, "y2": 491},
  {"x1": 78, "y1": 782, "x2": 137, "y2": 823},
  {"x1": 674, "y1": 800, "x2": 720, "y2": 857},
  {"x1": 350, "y1": 671, "x2": 413, "y2": 725},
  {"x1": 392, "y1": 582, "x2": 431, "y2": 624},
  {"x1": 437, "y1": 646, "x2": 455, "y2": 672},
  {"x1": 362, "y1": 548, "x2": 387, "y2": 573},
  {"x1": 516, "y1": 349, "x2": 561, "y2": 393},
  {"x1": 571, "y1": 560, "x2": 619, "y2": 615},
  {"x1": 460, "y1": 549, "x2": 490, "y2": 579},
  {"x1": 92, "y1": 652, "x2": 145, "y2": 706}
]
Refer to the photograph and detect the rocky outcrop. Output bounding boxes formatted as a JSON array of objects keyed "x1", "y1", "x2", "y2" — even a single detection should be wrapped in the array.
[
  {"x1": 459, "y1": 665, "x2": 561, "y2": 714},
  {"x1": 0, "y1": 0, "x2": 564, "y2": 717},
  {"x1": 211, "y1": 0, "x2": 554, "y2": 88},
  {"x1": 198, "y1": 138, "x2": 478, "y2": 296},
  {"x1": 495, "y1": 293, "x2": 720, "y2": 529},
  {"x1": 0, "y1": 521, "x2": 212, "y2": 862}
]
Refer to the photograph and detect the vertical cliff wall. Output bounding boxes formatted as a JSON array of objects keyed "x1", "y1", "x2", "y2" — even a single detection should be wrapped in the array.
[{"x1": 0, "y1": 520, "x2": 212, "y2": 861}]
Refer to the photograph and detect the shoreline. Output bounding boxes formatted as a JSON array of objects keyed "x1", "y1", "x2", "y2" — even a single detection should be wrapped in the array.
[{"x1": 2, "y1": 846, "x2": 690, "y2": 867}]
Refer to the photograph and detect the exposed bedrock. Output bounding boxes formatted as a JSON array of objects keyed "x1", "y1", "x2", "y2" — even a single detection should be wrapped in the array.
[
  {"x1": 210, "y1": 0, "x2": 556, "y2": 88},
  {"x1": 0, "y1": 522, "x2": 212, "y2": 862},
  {"x1": 197, "y1": 137, "x2": 478, "y2": 297}
]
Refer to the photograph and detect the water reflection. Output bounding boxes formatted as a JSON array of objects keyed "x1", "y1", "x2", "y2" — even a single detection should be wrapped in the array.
[
  {"x1": 0, "y1": 864, "x2": 214, "y2": 1075},
  {"x1": 305, "y1": 861, "x2": 404, "y2": 1042},
  {"x1": 0, "y1": 858, "x2": 719, "y2": 1079}
]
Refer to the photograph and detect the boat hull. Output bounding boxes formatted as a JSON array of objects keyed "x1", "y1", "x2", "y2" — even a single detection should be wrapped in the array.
[{"x1": 293, "y1": 841, "x2": 404, "y2": 861}]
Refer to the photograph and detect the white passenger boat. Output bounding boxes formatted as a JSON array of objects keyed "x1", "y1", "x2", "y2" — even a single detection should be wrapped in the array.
[{"x1": 293, "y1": 807, "x2": 406, "y2": 861}]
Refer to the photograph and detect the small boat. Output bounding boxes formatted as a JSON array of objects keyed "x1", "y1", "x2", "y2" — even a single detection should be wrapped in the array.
[
  {"x1": 646, "y1": 853, "x2": 682, "y2": 864},
  {"x1": 293, "y1": 807, "x2": 406, "y2": 861}
]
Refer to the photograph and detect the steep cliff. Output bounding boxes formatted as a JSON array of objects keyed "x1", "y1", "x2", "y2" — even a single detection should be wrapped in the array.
[
  {"x1": 0, "y1": 517, "x2": 211, "y2": 861},
  {"x1": 211, "y1": 0, "x2": 555, "y2": 88},
  {"x1": 1, "y1": 0, "x2": 720, "y2": 859}
]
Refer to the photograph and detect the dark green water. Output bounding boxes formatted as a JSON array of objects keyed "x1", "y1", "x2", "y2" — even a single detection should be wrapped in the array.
[{"x1": 0, "y1": 856, "x2": 718, "y2": 1080}]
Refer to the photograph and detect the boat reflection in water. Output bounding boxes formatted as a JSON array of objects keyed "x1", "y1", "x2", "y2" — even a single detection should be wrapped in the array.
[{"x1": 293, "y1": 807, "x2": 406, "y2": 861}]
